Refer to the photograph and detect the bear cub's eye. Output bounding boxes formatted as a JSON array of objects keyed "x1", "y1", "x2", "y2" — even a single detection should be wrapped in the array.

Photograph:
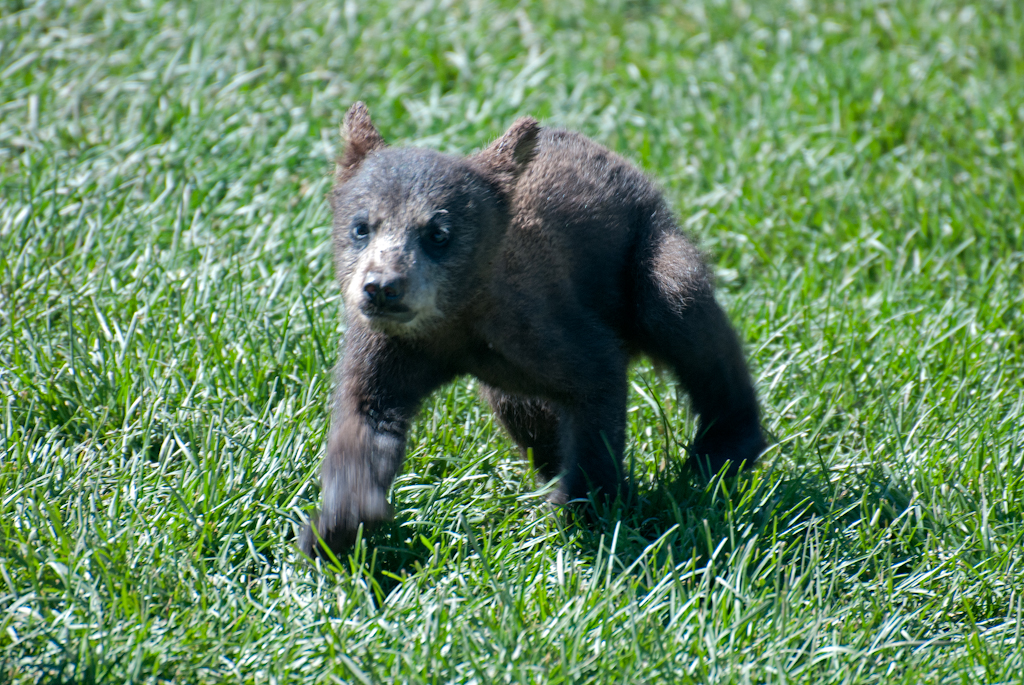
[
  {"x1": 423, "y1": 215, "x2": 451, "y2": 248},
  {"x1": 350, "y1": 216, "x2": 371, "y2": 241}
]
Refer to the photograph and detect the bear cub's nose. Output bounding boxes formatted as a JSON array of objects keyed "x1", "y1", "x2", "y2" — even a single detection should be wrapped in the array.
[{"x1": 363, "y1": 275, "x2": 405, "y2": 307}]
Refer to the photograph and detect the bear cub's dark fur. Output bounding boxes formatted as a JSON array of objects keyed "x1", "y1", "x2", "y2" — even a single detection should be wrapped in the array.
[{"x1": 299, "y1": 102, "x2": 765, "y2": 559}]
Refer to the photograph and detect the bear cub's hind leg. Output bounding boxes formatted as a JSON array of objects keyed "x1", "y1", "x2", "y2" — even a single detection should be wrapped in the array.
[
  {"x1": 485, "y1": 369, "x2": 629, "y2": 506},
  {"x1": 635, "y1": 230, "x2": 766, "y2": 477},
  {"x1": 482, "y1": 387, "x2": 563, "y2": 484}
]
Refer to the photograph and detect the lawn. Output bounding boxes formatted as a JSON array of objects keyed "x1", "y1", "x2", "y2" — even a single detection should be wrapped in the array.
[{"x1": 1, "y1": 0, "x2": 1023, "y2": 682}]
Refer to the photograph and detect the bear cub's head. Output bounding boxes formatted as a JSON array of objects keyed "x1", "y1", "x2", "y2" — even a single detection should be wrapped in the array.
[{"x1": 329, "y1": 102, "x2": 539, "y2": 339}]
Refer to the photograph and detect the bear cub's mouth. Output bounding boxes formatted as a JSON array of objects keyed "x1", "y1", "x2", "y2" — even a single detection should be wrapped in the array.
[{"x1": 360, "y1": 302, "x2": 416, "y2": 324}]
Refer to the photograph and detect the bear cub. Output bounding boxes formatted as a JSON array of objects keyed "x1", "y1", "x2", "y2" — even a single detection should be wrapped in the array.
[{"x1": 299, "y1": 102, "x2": 765, "y2": 559}]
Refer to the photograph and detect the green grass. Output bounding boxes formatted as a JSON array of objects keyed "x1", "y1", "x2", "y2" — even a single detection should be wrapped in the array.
[{"x1": 2, "y1": 0, "x2": 1023, "y2": 682}]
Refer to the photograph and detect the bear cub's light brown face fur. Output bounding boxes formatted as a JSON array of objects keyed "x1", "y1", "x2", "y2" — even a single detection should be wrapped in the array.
[
  {"x1": 299, "y1": 102, "x2": 765, "y2": 561},
  {"x1": 331, "y1": 145, "x2": 505, "y2": 340}
]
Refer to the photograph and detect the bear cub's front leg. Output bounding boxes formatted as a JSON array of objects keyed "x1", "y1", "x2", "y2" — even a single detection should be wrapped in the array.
[{"x1": 298, "y1": 328, "x2": 449, "y2": 560}]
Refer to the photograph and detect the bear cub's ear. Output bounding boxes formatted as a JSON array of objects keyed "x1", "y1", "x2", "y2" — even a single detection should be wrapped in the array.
[
  {"x1": 472, "y1": 117, "x2": 540, "y2": 195},
  {"x1": 336, "y1": 102, "x2": 387, "y2": 184}
]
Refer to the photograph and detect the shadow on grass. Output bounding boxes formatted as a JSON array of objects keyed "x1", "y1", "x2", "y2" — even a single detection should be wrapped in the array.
[
  {"x1": 567, "y1": 452, "x2": 930, "y2": 588},
  {"x1": 298, "y1": 446, "x2": 931, "y2": 603}
]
